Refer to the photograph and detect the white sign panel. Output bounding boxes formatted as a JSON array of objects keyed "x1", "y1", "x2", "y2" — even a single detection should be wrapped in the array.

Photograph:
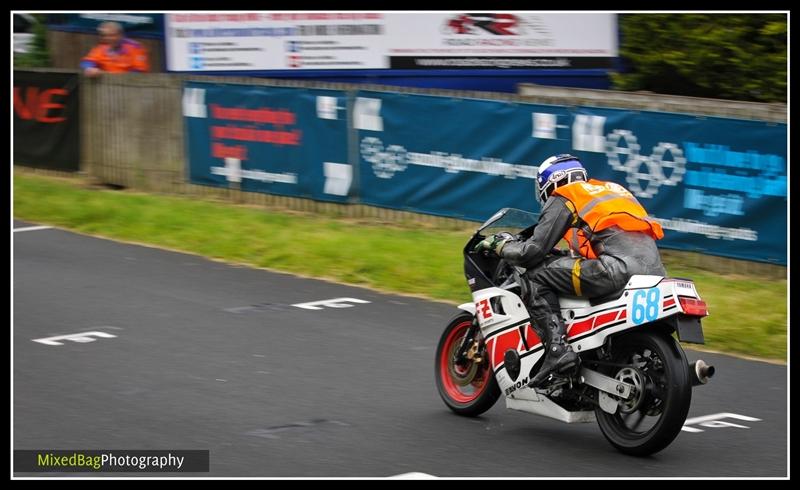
[
  {"x1": 385, "y1": 13, "x2": 616, "y2": 69},
  {"x1": 167, "y1": 12, "x2": 387, "y2": 71},
  {"x1": 166, "y1": 12, "x2": 617, "y2": 72}
]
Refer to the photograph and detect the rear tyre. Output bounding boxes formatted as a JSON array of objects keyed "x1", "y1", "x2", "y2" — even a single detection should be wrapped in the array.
[{"x1": 595, "y1": 331, "x2": 692, "y2": 456}]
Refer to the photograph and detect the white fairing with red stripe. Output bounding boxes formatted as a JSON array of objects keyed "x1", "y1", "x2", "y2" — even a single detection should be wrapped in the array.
[{"x1": 467, "y1": 275, "x2": 703, "y2": 413}]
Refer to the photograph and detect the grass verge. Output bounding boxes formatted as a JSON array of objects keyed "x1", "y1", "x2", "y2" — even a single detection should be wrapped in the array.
[{"x1": 13, "y1": 171, "x2": 787, "y2": 362}]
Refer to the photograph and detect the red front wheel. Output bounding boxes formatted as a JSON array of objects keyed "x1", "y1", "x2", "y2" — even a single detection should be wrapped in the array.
[{"x1": 435, "y1": 312, "x2": 500, "y2": 416}]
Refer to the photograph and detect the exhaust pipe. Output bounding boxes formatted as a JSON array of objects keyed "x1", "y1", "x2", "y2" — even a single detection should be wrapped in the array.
[{"x1": 690, "y1": 360, "x2": 715, "y2": 386}]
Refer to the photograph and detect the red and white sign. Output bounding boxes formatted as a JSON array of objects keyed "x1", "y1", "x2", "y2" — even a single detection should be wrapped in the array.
[{"x1": 166, "y1": 12, "x2": 617, "y2": 71}]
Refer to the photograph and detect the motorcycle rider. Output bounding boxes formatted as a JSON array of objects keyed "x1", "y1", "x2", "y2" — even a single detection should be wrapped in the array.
[{"x1": 475, "y1": 154, "x2": 666, "y2": 387}]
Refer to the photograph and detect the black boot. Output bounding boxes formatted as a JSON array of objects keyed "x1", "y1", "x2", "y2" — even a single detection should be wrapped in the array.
[{"x1": 529, "y1": 314, "x2": 579, "y2": 387}]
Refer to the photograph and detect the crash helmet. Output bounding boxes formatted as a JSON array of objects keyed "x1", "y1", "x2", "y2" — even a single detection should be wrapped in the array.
[{"x1": 535, "y1": 154, "x2": 587, "y2": 205}]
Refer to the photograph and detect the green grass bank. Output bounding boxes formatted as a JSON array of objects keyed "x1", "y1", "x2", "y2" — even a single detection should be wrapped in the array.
[{"x1": 14, "y1": 171, "x2": 787, "y2": 362}]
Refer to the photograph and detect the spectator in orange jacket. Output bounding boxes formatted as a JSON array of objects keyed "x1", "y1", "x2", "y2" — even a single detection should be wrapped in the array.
[{"x1": 80, "y1": 21, "x2": 149, "y2": 77}]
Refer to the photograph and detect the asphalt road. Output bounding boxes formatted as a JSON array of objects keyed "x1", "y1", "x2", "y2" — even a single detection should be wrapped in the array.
[{"x1": 13, "y1": 221, "x2": 788, "y2": 477}]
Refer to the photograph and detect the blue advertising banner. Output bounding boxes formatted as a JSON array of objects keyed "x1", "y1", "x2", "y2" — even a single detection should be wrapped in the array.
[
  {"x1": 183, "y1": 81, "x2": 352, "y2": 202},
  {"x1": 354, "y1": 91, "x2": 787, "y2": 264},
  {"x1": 353, "y1": 91, "x2": 545, "y2": 219}
]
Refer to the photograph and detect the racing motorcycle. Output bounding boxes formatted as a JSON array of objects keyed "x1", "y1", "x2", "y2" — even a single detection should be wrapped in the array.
[{"x1": 435, "y1": 208, "x2": 715, "y2": 456}]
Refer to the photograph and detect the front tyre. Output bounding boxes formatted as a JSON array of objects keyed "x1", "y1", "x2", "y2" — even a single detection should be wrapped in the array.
[
  {"x1": 595, "y1": 331, "x2": 692, "y2": 456},
  {"x1": 435, "y1": 312, "x2": 500, "y2": 417}
]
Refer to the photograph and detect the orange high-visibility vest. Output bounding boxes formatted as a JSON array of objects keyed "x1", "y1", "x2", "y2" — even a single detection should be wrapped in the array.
[
  {"x1": 553, "y1": 179, "x2": 664, "y2": 259},
  {"x1": 81, "y1": 39, "x2": 149, "y2": 73},
  {"x1": 564, "y1": 227, "x2": 597, "y2": 259}
]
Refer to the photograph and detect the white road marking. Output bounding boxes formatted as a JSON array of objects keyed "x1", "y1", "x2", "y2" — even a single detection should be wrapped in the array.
[
  {"x1": 682, "y1": 412, "x2": 762, "y2": 432},
  {"x1": 292, "y1": 297, "x2": 371, "y2": 310},
  {"x1": 389, "y1": 472, "x2": 437, "y2": 479},
  {"x1": 32, "y1": 331, "x2": 116, "y2": 346},
  {"x1": 13, "y1": 225, "x2": 52, "y2": 233}
]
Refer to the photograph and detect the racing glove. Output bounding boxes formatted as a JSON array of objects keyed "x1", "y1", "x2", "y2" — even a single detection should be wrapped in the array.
[{"x1": 474, "y1": 233, "x2": 514, "y2": 254}]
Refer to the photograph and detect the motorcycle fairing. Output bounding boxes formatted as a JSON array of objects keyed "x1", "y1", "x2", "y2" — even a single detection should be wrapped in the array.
[{"x1": 463, "y1": 275, "x2": 704, "y2": 399}]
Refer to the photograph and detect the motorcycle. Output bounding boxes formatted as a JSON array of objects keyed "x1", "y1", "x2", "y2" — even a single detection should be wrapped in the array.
[{"x1": 435, "y1": 208, "x2": 715, "y2": 456}]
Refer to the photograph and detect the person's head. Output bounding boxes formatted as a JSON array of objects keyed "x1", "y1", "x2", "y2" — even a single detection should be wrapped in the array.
[
  {"x1": 97, "y1": 21, "x2": 124, "y2": 48},
  {"x1": 535, "y1": 154, "x2": 587, "y2": 205}
]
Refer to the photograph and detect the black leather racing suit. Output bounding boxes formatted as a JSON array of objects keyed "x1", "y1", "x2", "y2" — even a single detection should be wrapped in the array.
[{"x1": 498, "y1": 195, "x2": 667, "y2": 323}]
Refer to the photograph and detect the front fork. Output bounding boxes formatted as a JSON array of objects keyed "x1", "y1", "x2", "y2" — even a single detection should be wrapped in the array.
[{"x1": 453, "y1": 317, "x2": 482, "y2": 365}]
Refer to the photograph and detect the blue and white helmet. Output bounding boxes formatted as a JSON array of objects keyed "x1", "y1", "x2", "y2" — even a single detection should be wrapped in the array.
[{"x1": 535, "y1": 154, "x2": 587, "y2": 205}]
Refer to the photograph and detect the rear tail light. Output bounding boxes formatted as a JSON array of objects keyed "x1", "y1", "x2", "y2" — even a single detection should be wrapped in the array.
[{"x1": 679, "y1": 297, "x2": 708, "y2": 316}]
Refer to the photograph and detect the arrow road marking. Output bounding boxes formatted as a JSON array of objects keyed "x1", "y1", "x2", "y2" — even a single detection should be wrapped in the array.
[
  {"x1": 32, "y1": 331, "x2": 117, "y2": 346},
  {"x1": 682, "y1": 412, "x2": 762, "y2": 432},
  {"x1": 292, "y1": 297, "x2": 371, "y2": 310}
]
